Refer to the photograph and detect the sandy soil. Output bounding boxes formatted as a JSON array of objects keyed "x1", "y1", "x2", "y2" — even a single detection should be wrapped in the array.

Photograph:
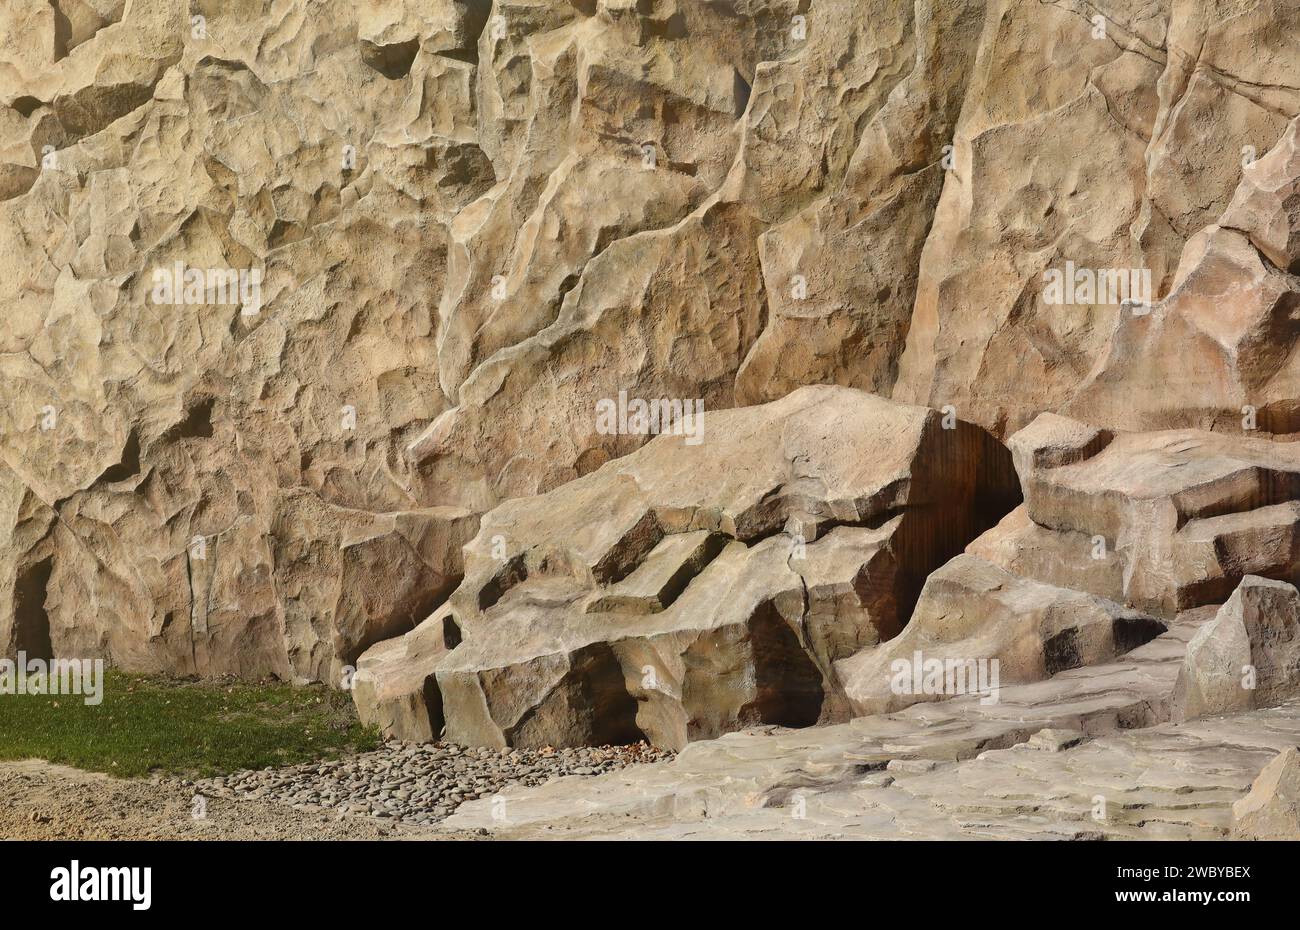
[{"x1": 0, "y1": 760, "x2": 475, "y2": 840}]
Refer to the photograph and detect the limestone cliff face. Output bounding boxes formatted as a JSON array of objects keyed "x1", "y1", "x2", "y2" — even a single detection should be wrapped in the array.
[{"x1": 0, "y1": 0, "x2": 1296, "y2": 691}]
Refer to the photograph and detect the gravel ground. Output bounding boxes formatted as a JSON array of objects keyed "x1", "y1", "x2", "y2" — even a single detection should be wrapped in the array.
[
  {"x1": 0, "y1": 760, "x2": 462, "y2": 840},
  {"x1": 191, "y1": 740, "x2": 673, "y2": 826}
]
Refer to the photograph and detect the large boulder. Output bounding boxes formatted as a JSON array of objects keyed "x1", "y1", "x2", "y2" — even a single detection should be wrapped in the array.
[
  {"x1": 835, "y1": 553, "x2": 1165, "y2": 716},
  {"x1": 838, "y1": 409, "x2": 1300, "y2": 719},
  {"x1": 1003, "y1": 415, "x2": 1300, "y2": 618},
  {"x1": 351, "y1": 602, "x2": 455, "y2": 741},
  {"x1": 1174, "y1": 575, "x2": 1300, "y2": 721},
  {"x1": 356, "y1": 386, "x2": 1019, "y2": 748},
  {"x1": 1232, "y1": 746, "x2": 1300, "y2": 840}
]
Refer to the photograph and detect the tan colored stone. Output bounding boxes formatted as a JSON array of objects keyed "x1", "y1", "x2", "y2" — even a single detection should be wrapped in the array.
[
  {"x1": 1015, "y1": 417, "x2": 1300, "y2": 616},
  {"x1": 1174, "y1": 575, "x2": 1300, "y2": 722},
  {"x1": 0, "y1": 1, "x2": 490, "y2": 681},
  {"x1": 418, "y1": 386, "x2": 1019, "y2": 748},
  {"x1": 835, "y1": 553, "x2": 1165, "y2": 717},
  {"x1": 0, "y1": 0, "x2": 1297, "y2": 710},
  {"x1": 1232, "y1": 746, "x2": 1300, "y2": 840},
  {"x1": 1066, "y1": 115, "x2": 1300, "y2": 434},
  {"x1": 1223, "y1": 118, "x2": 1300, "y2": 274},
  {"x1": 351, "y1": 601, "x2": 456, "y2": 742},
  {"x1": 896, "y1": 2, "x2": 1298, "y2": 437}
]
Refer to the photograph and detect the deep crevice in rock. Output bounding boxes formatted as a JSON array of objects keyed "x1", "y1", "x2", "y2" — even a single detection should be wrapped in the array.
[
  {"x1": 361, "y1": 39, "x2": 420, "y2": 80},
  {"x1": 13, "y1": 557, "x2": 54, "y2": 661},
  {"x1": 96, "y1": 429, "x2": 141, "y2": 483},
  {"x1": 164, "y1": 398, "x2": 215, "y2": 440},
  {"x1": 742, "y1": 600, "x2": 825, "y2": 728}
]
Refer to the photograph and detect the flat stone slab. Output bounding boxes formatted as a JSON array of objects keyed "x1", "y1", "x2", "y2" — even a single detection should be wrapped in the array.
[{"x1": 438, "y1": 697, "x2": 1300, "y2": 840}]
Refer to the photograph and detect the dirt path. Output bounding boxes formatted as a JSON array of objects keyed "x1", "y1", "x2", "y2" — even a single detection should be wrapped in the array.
[{"x1": 0, "y1": 760, "x2": 474, "y2": 840}]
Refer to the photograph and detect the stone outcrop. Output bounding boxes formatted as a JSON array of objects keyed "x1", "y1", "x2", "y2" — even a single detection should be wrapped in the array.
[
  {"x1": 1, "y1": 1, "x2": 1296, "y2": 689},
  {"x1": 992, "y1": 415, "x2": 1300, "y2": 617},
  {"x1": 357, "y1": 385, "x2": 1018, "y2": 748},
  {"x1": 439, "y1": 617, "x2": 1300, "y2": 840},
  {"x1": 1232, "y1": 746, "x2": 1300, "y2": 840},
  {"x1": 835, "y1": 553, "x2": 1165, "y2": 716},
  {"x1": 4, "y1": 1, "x2": 1300, "y2": 844},
  {"x1": 1174, "y1": 575, "x2": 1300, "y2": 722},
  {"x1": 372, "y1": 391, "x2": 1300, "y2": 746},
  {"x1": 352, "y1": 602, "x2": 455, "y2": 741},
  {"x1": 833, "y1": 410, "x2": 1300, "y2": 718}
]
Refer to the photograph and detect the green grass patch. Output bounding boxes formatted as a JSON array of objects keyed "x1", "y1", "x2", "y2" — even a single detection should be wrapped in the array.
[{"x1": 0, "y1": 669, "x2": 380, "y2": 778}]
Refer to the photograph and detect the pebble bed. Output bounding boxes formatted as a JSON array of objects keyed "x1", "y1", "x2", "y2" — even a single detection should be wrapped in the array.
[{"x1": 187, "y1": 740, "x2": 672, "y2": 826}]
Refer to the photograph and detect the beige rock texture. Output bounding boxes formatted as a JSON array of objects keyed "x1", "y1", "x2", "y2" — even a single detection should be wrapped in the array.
[
  {"x1": 378, "y1": 386, "x2": 1017, "y2": 748},
  {"x1": 1174, "y1": 575, "x2": 1300, "y2": 722},
  {"x1": 0, "y1": 0, "x2": 494, "y2": 684},
  {"x1": 897, "y1": 3, "x2": 1299, "y2": 436},
  {"x1": 0, "y1": 0, "x2": 1286, "y2": 683},
  {"x1": 7, "y1": 3, "x2": 1300, "y2": 844},
  {"x1": 439, "y1": 617, "x2": 1300, "y2": 840},
  {"x1": 1002, "y1": 415, "x2": 1300, "y2": 617},
  {"x1": 833, "y1": 410, "x2": 1300, "y2": 720},
  {"x1": 1232, "y1": 745, "x2": 1300, "y2": 840},
  {"x1": 0, "y1": 0, "x2": 1298, "y2": 789},
  {"x1": 352, "y1": 601, "x2": 455, "y2": 740},
  {"x1": 835, "y1": 552, "x2": 1166, "y2": 716},
  {"x1": 1065, "y1": 114, "x2": 1300, "y2": 435}
]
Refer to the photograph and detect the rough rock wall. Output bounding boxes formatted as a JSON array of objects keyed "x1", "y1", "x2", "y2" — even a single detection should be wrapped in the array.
[
  {"x1": 0, "y1": 0, "x2": 491, "y2": 683},
  {"x1": 896, "y1": 0, "x2": 1299, "y2": 434},
  {"x1": 1, "y1": 0, "x2": 1296, "y2": 684}
]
